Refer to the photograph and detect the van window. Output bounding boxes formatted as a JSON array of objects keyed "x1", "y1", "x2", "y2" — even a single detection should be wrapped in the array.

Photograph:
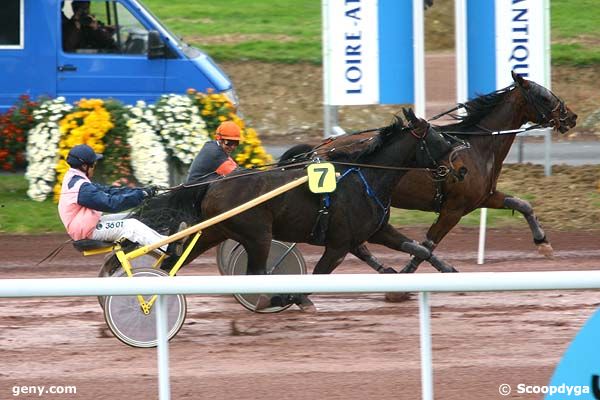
[
  {"x1": 63, "y1": 0, "x2": 149, "y2": 55},
  {"x1": 0, "y1": 0, "x2": 23, "y2": 48}
]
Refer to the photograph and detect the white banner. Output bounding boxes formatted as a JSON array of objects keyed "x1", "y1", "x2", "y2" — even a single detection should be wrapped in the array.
[
  {"x1": 323, "y1": 0, "x2": 379, "y2": 105},
  {"x1": 495, "y1": 0, "x2": 549, "y2": 87}
]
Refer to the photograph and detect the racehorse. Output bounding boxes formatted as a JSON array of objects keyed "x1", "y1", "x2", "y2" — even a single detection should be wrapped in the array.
[
  {"x1": 135, "y1": 115, "x2": 457, "y2": 311},
  {"x1": 279, "y1": 71, "x2": 578, "y2": 274}
]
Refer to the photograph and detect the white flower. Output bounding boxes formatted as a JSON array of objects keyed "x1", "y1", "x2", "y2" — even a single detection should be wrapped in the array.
[
  {"x1": 25, "y1": 98, "x2": 73, "y2": 201},
  {"x1": 126, "y1": 117, "x2": 169, "y2": 186},
  {"x1": 128, "y1": 94, "x2": 211, "y2": 167}
]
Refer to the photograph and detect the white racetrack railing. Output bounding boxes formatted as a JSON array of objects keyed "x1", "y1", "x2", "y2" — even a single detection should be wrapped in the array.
[{"x1": 2, "y1": 270, "x2": 600, "y2": 400}]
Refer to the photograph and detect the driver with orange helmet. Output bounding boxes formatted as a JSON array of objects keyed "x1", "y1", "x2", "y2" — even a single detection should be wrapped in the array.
[{"x1": 186, "y1": 121, "x2": 241, "y2": 183}]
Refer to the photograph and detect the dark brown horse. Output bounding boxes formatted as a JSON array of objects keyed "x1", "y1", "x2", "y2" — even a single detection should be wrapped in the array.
[
  {"x1": 280, "y1": 72, "x2": 578, "y2": 274},
  {"x1": 135, "y1": 115, "x2": 456, "y2": 311}
]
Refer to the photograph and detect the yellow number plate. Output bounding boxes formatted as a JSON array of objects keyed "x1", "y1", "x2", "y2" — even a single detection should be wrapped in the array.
[{"x1": 307, "y1": 163, "x2": 337, "y2": 193}]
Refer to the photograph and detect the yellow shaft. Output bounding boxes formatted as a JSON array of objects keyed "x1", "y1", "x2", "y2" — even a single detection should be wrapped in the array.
[{"x1": 127, "y1": 175, "x2": 308, "y2": 259}]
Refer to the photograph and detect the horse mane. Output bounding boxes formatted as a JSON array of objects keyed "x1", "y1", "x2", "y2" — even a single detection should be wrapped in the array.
[
  {"x1": 328, "y1": 115, "x2": 408, "y2": 162},
  {"x1": 277, "y1": 143, "x2": 315, "y2": 165},
  {"x1": 132, "y1": 179, "x2": 216, "y2": 233},
  {"x1": 444, "y1": 83, "x2": 517, "y2": 129}
]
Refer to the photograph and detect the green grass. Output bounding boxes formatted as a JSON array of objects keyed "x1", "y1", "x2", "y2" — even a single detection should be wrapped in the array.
[
  {"x1": 142, "y1": 0, "x2": 600, "y2": 66},
  {"x1": 0, "y1": 174, "x2": 64, "y2": 233},
  {"x1": 143, "y1": 0, "x2": 322, "y2": 63},
  {"x1": 389, "y1": 206, "x2": 525, "y2": 229},
  {"x1": 551, "y1": 0, "x2": 600, "y2": 66}
]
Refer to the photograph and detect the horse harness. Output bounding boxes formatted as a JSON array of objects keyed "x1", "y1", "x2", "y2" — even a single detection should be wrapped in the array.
[
  {"x1": 414, "y1": 125, "x2": 470, "y2": 212},
  {"x1": 309, "y1": 167, "x2": 391, "y2": 245}
]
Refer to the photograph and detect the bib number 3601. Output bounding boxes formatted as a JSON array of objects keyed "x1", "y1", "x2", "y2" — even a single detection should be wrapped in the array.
[{"x1": 307, "y1": 163, "x2": 336, "y2": 193}]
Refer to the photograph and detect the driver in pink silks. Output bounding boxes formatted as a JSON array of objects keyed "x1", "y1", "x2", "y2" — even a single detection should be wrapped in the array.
[{"x1": 58, "y1": 144, "x2": 182, "y2": 254}]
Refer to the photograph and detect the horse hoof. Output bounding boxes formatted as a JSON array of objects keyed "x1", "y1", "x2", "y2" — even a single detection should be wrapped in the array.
[
  {"x1": 385, "y1": 292, "x2": 411, "y2": 302},
  {"x1": 538, "y1": 243, "x2": 554, "y2": 258},
  {"x1": 297, "y1": 298, "x2": 318, "y2": 313},
  {"x1": 254, "y1": 294, "x2": 272, "y2": 311}
]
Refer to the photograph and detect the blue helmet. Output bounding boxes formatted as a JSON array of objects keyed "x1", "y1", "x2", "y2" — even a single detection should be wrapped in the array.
[{"x1": 66, "y1": 144, "x2": 103, "y2": 168}]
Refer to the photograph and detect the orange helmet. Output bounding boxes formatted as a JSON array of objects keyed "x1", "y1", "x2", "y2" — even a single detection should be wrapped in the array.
[{"x1": 215, "y1": 121, "x2": 241, "y2": 140}]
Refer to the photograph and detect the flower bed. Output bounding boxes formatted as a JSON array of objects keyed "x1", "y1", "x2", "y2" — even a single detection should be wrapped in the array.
[
  {"x1": 0, "y1": 95, "x2": 38, "y2": 172},
  {"x1": 12, "y1": 91, "x2": 273, "y2": 201}
]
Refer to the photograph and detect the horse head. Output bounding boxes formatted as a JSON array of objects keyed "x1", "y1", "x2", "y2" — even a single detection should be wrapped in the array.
[
  {"x1": 402, "y1": 107, "x2": 429, "y2": 138},
  {"x1": 402, "y1": 107, "x2": 453, "y2": 168},
  {"x1": 511, "y1": 71, "x2": 577, "y2": 133}
]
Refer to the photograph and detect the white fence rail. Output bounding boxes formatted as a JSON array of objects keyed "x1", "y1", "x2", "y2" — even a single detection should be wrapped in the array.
[{"x1": 2, "y1": 271, "x2": 600, "y2": 400}]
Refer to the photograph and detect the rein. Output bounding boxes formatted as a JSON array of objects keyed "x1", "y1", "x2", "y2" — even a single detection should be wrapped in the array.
[
  {"x1": 328, "y1": 160, "x2": 448, "y2": 176},
  {"x1": 438, "y1": 123, "x2": 552, "y2": 136}
]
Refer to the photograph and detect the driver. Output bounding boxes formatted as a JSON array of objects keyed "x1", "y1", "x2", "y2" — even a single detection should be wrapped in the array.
[
  {"x1": 58, "y1": 144, "x2": 184, "y2": 254},
  {"x1": 186, "y1": 121, "x2": 242, "y2": 183}
]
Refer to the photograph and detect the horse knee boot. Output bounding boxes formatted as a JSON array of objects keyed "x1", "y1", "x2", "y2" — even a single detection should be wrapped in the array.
[{"x1": 401, "y1": 241, "x2": 431, "y2": 259}]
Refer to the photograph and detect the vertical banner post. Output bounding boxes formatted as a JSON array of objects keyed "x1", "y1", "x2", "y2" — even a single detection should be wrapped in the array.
[
  {"x1": 477, "y1": 207, "x2": 487, "y2": 265},
  {"x1": 412, "y1": 0, "x2": 425, "y2": 117},
  {"x1": 455, "y1": 0, "x2": 468, "y2": 104}
]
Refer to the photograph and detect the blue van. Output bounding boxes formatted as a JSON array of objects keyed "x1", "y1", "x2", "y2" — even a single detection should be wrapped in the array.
[{"x1": 0, "y1": 0, "x2": 237, "y2": 113}]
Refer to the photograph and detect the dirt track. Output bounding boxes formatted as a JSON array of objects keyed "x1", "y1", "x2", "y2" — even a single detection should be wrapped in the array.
[{"x1": 1, "y1": 228, "x2": 599, "y2": 399}]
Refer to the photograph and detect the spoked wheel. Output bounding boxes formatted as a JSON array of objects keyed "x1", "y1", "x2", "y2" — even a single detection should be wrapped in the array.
[
  {"x1": 228, "y1": 240, "x2": 307, "y2": 313},
  {"x1": 216, "y1": 239, "x2": 242, "y2": 275},
  {"x1": 103, "y1": 267, "x2": 187, "y2": 348},
  {"x1": 97, "y1": 250, "x2": 164, "y2": 308}
]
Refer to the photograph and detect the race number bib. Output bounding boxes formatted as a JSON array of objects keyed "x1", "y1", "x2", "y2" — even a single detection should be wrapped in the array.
[{"x1": 307, "y1": 163, "x2": 336, "y2": 193}]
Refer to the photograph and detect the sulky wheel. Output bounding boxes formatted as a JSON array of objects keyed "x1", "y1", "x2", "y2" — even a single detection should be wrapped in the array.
[
  {"x1": 97, "y1": 250, "x2": 164, "y2": 308},
  {"x1": 229, "y1": 240, "x2": 306, "y2": 313},
  {"x1": 216, "y1": 239, "x2": 242, "y2": 275},
  {"x1": 103, "y1": 267, "x2": 187, "y2": 348}
]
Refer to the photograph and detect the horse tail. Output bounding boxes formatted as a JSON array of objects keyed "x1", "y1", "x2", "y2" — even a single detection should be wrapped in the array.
[{"x1": 278, "y1": 143, "x2": 315, "y2": 165}]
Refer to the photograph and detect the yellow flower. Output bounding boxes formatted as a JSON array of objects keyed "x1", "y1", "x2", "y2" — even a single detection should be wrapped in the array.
[{"x1": 53, "y1": 98, "x2": 113, "y2": 202}]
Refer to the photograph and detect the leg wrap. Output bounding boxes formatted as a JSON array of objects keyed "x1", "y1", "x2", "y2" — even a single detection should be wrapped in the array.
[
  {"x1": 400, "y1": 258, "x2": 422, "y2": 274},
  {"x1": 401, "y1": 241, "x2": 431, "y2": 260},
  {"x1": 504, "y1": 196, "x2": 533, "y2": 214},
  {"x1": 421, "y1": 239, "x2": 436, "y2": 251},
  {"x1": 504, "y1": 197, "x2": 547, "y2": 243}
]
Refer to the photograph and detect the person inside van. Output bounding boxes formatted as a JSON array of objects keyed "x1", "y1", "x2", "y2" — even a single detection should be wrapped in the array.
[
  {"x1": 63, "y1": 1, "x2": 117, "y2": 52},
  {"x1": 58, "y1": 144, "x2": 186, "y2": 255}
]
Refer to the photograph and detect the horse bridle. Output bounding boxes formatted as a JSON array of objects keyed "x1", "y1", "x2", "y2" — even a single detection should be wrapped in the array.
[{"x1": 517, "y1": 82, "x2": 569, "y2": 130}]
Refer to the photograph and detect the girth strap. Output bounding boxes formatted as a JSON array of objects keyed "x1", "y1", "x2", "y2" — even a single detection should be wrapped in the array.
[{"x1": 338, "y1": 168, "x2": 390, "y2": 231}]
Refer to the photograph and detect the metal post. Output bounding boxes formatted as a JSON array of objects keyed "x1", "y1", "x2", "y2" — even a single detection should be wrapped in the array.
[
  {"x1": 156, "y1": 295, "x2": 170, "y2": 400},
  {"x1": 413, "y1": 0, "x2": 425, "y2": 117},
  {"x1": 323, "y1": 104, "x2": 345, "y2": 138},
  {"x1": 544, "y1": 128, "x2": 552, "y2": 176},
  {"x1": 455, "y1": 0, "x2": 468, "y2": 104},
  {"x1": 518, "y1": 137, "x2": 524, "y2": 163},
  {"x1": 477, "y1": 207, "x2": 487, "y2": 265},
  {"x1": 419, "y1": 292, "x2": 433, "y2": 400}
]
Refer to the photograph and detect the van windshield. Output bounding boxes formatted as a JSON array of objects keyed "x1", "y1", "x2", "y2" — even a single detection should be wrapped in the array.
[{"x1": 131, "y1": 0, "x2": 188, "y2": 51}]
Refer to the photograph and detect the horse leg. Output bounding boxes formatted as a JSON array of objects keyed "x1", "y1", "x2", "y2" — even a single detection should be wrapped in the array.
[
  {"x1": 238, "y1": 236, "x2": 271, "y2": 275},
  {"x1": 482, "y1": 191, "x2": 553, "y2": 257},
  {"x1": 368, "y1": 223, "x2": 457, "y2": 273},
  {"x1": 400, "y1": 208, "x2": 465, "y2": 273},
  {"x1": 275, "y1": 247, "x2": 348, "y2": 313},
  {"x1": 350, "y1": 244, "x2": 397, "y2": 274}
]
